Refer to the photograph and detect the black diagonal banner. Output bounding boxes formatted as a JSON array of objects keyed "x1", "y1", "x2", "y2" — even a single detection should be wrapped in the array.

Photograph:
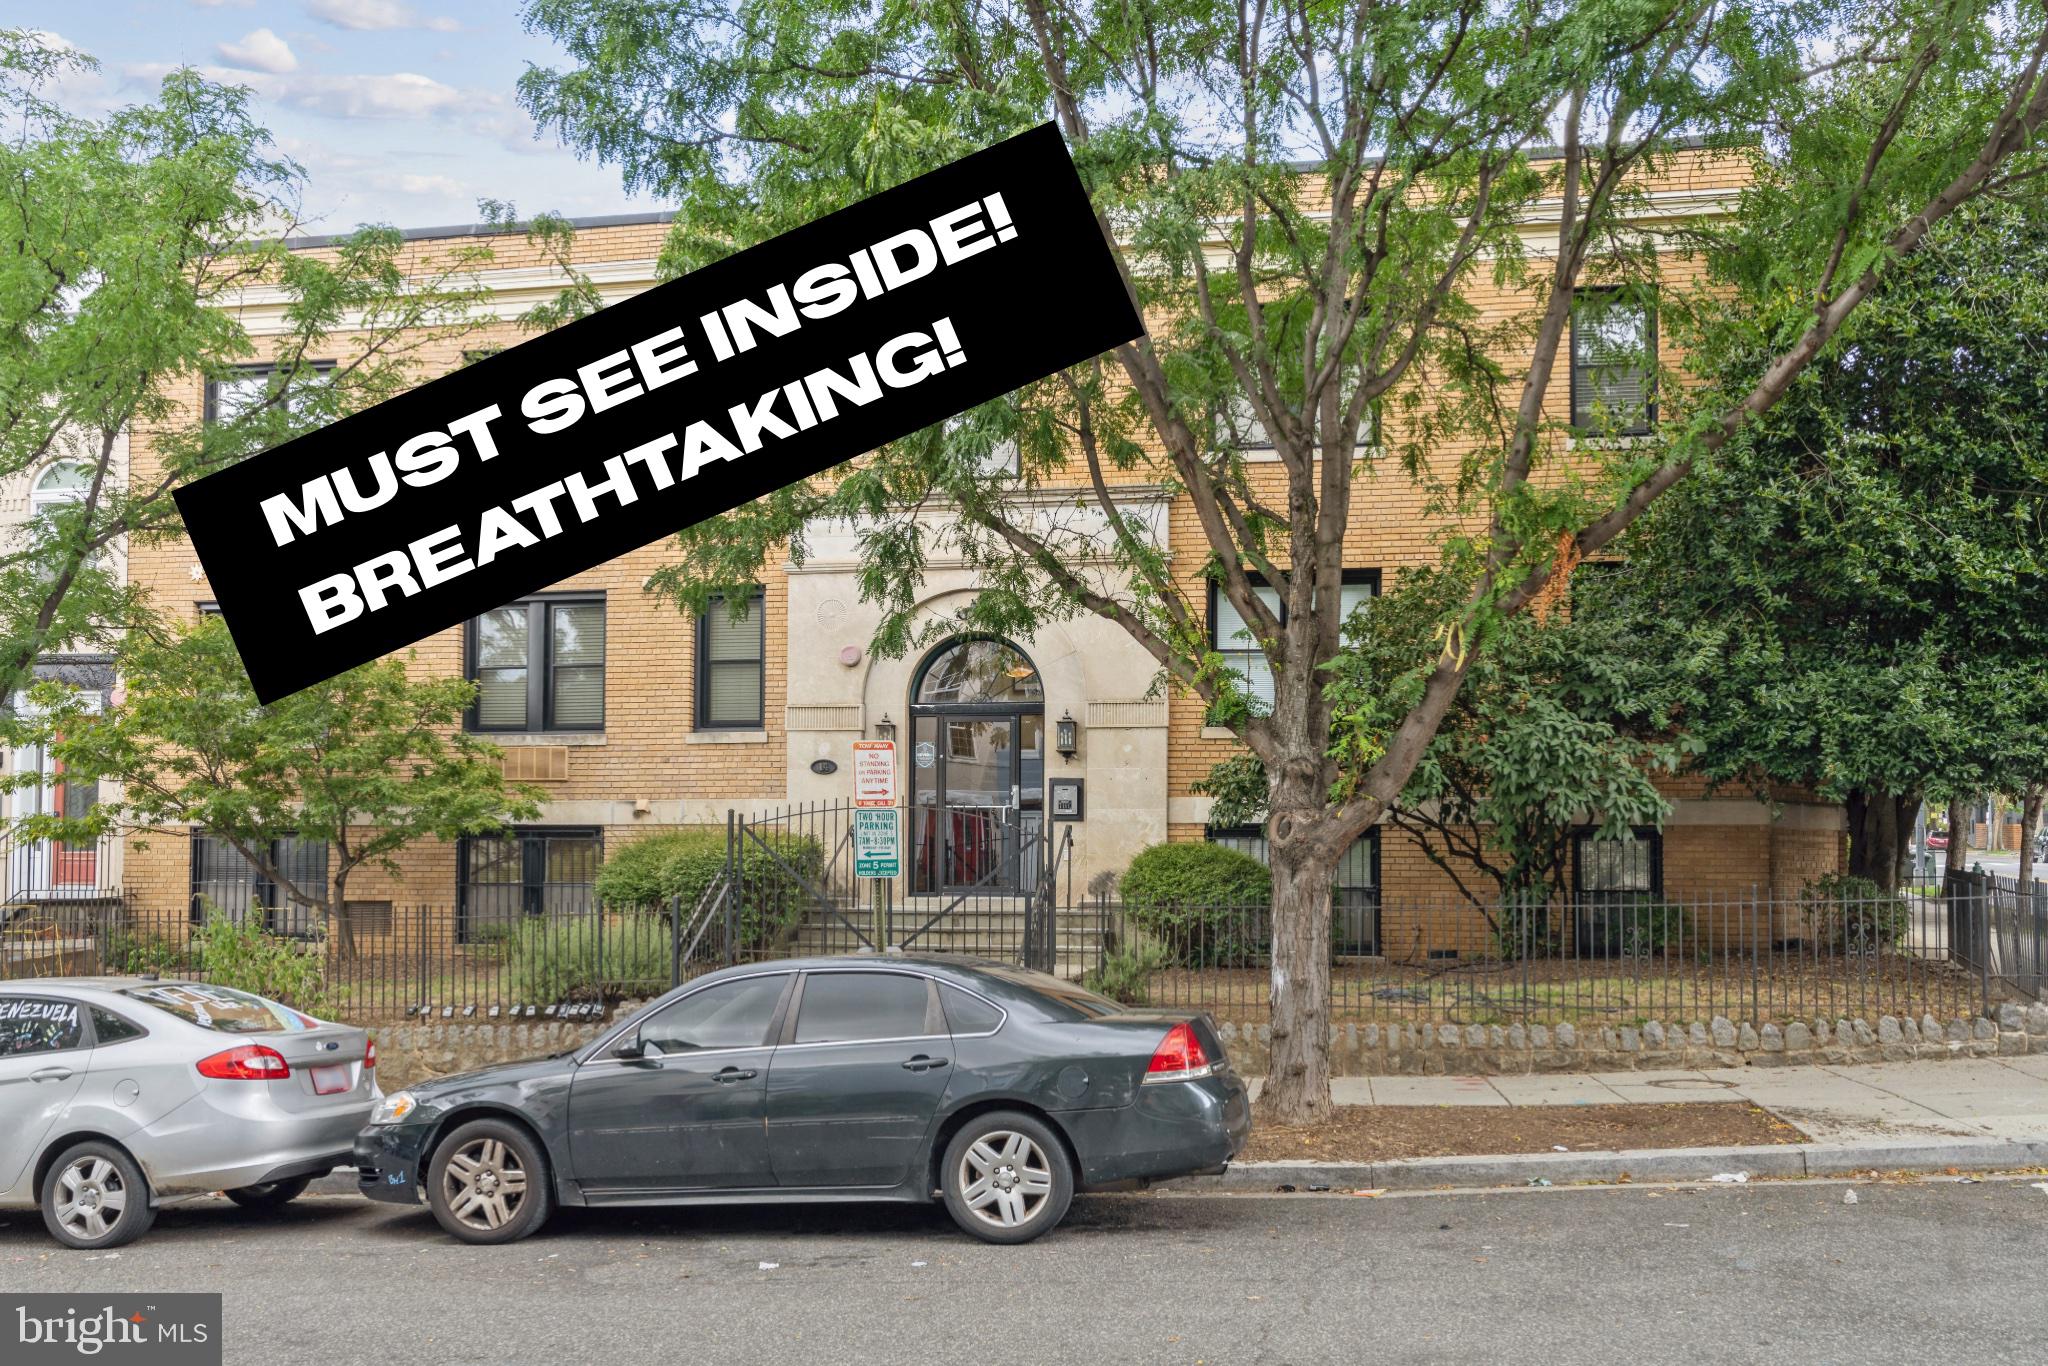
[{"x1": 177, "y1": 123, "x2": 1144, "y2": 703}]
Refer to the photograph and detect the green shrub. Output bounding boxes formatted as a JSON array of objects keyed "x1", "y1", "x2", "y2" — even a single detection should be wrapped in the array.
[
  {"x1": 1800, "y1": 873, "x2": 1910, "y2": 953},
  {"x1": 103, "y1": 925, "x2": 195, "y2": 976},
  {"x1": 1492, "y1": 893, "x2": 1555, "y2": 961},
  {"x1": 190, "y1": 910, "x2": 329, "y2": 1014},
  {"x1": 1120, "y1": 842, "x2": 1272, "y2": 967},
  {"x1": 1081, "y1": 944, "x2": 1172, "y2": 1005},
  {"x1": 502, "y1": 914, "x2": 674, "y2": 1004},
  {"x1": 593, "y1": 828, "x2": 823, "y2": 950}
]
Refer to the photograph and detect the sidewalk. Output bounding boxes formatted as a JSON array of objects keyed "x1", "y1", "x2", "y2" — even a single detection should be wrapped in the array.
[{"x1": 1218, "y1": 1056, "x2": 2048, "y2": 1191}]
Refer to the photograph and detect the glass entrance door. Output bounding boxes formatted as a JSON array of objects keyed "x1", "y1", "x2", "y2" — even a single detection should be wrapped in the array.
[{"x1": 906, "y1": 638, "x2": 1046, "y2": 897}]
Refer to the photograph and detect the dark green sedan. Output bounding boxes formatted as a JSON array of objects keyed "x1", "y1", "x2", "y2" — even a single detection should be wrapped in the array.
[{"x1": 353, "y1": 955, "x2": 1249, "y2": 1244}]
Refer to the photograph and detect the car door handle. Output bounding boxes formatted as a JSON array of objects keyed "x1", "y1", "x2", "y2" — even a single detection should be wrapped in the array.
[
  {"x1": 712, "y1": 1067, "x2": 757, "y2": 1083},
  {"x1": 30, "y1": 1067, "x2": 73, "y2": 1083},
  {"x1": 902, "y1": 1056, "x2": 950, "y2": 1072}
]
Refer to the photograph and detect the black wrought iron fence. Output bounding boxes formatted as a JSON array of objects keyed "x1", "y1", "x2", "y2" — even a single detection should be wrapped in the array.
[{"x1": 3, "y1": 875, "x2": 2035, "y2": 1028}]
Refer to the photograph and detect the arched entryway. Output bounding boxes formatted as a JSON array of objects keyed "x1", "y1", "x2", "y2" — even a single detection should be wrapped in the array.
[{"x1": 908, "y1": 637, "x2": 1045, "y2": 895}]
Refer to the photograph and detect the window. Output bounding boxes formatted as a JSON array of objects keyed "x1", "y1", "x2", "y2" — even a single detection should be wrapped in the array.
[
  {"x1": 30, "y1": 461, "x2": 91, "y2": 518},
  {"x1": 696, "y1": 589, "x2": 765, "y2": 729},
  {"x1": 203, "y1": 361, "x2": 334, "y2": 426},
  {"x1": 1208, "y1": 825, "x2": 1381, "y2": 955},
  {"x1": 189, "y1": 832, "x2": 327, "y2": 936},
  {"x1": 1574, "y1": 829, "x2": 1663, "y2": 903},
  {"x1": 466, "y1": 596, "x2": 605, "y2": 732},
  {"x1": 121, "y1": 983, "x2": 303, "y2": 1034},
  {"x1": 457, "y1": 827, "x2": 600, "y2": 941},
  {"x1": 1570, "y1": 292, "x2": 1657, "y2": 434},
  {"x1": 636, "y1": 974, "x2": 789, "y2": 1054},
  {"x1": 1217, "y1": 384, "x2": 1380, "y2": 455},
  {"x1": 0, "y1": 996, "x2": 84, "y2": 1056},
  {"x1": 792, "y1": 972, "x2": 935, "y2": 1044},
  {"x1": 938, "y1": 983, "x2": 1006, "y2": 1035},
  {"x1": 90, "y1": 1007, "x2": 146, "y2": 1046},
  {"x1": 945, "y1": 414, "x2": 1019, "y2": 478},
  {"x1": 1209, "y1": 570, "x2": 1377, "y2": 715}
]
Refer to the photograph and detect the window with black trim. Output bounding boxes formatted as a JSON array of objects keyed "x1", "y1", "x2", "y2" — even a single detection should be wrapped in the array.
[
  {"x1": 1209, "y1": 569, "x2": 1377, "y2": 716},
  {"x1": 1574, "y1": 828, "x2": 1663, "y2": 903},
  {"x1": 0, "y1": 997, "x2": 84, "y2": 1056},
  {"x1": 457, "y1": 827, "x2": 600, "y2": 941},
  {"x1": 90, "y1": 1008, "x2": 146, "y2": 1046},
  {"x1": 204, "y1": 361, "x2": 336, "y2": 426},
  {"x1": 466, "y1": 595, "x2": 605, "y2": 733},
  {"x1": 189, "y1": 833, "x2": 327, "y2": 936},
  {"x1": 1207, "y1": 825, "x2": 1381, "y2": 955},
  {"x1": 696, "y1": 588, "x2": 765, "y2": 729},
  {"x1": 1570, "y1": 291, "x2": 1657, "y2": 434},
  {"x1": 1218, "y1": 386, "x2": 1381, "y2": 454}
]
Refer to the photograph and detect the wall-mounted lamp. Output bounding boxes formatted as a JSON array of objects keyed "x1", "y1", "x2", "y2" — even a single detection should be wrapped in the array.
[
  {"x1": 1055, "y1": 709, "x2": 1078, "y2": 759},
  {"x1": 874, "y1": 712, "x2": 897, "y2": 743}
]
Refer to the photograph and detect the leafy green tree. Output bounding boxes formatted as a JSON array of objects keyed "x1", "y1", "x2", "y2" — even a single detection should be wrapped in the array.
[
  {"x1": 11, "y1": 618, "x2": 541, "y2": 956},
  {"x1": 0, "y1": 31, "x2": 492, "y2": 702},
  {"x1": 521, "y1": 0, "x2": 2048, "y2": 1121},
  {"x1": 1601, "y1": 193, "x2": 2048, "y2": 890}
]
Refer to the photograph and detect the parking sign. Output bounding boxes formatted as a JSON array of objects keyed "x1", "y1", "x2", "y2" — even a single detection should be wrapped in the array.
[{"x1": 853, "y1": 808, "x2": 900, "y2": 878}]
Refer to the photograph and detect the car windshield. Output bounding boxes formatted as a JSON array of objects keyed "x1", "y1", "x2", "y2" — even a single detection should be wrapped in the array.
[
  {"x1": 974, "y1": 967, "x2": 1124, "y2": 1020},
  {"x1": 120, "y1": 983, "x2": 307, "y2": 1033}
]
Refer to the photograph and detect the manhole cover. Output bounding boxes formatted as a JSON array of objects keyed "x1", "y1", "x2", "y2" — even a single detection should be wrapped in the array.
[{"x1": 1645, "y1": 1077, "x2": 1737, "y2": 1090}]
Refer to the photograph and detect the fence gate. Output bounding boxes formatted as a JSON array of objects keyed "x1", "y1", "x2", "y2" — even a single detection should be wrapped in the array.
[{"x1": 726, "y1": 801, "x2": 1074, "y2": 972}]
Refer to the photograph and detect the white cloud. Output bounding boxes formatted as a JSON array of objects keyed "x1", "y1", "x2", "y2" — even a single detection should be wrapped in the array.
[
  {"x1": 191, "y1": 1, "x2": 258, "y2": 8},
  {"x1": 305, "y1": 0, "x2": 458, "y2": 32},
  {"x1": 127, "y1": 63, "x2": 468, "y2": 121},
  {"x1": 216, "y1": 28, "x2": 299, "y2": 75}
]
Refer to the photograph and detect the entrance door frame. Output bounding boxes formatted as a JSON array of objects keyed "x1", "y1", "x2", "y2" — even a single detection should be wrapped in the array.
[{"x1": 906, "y1": 636, "x2": 1045, "y2": 897}]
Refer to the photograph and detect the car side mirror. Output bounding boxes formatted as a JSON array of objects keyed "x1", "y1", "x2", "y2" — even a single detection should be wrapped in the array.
[{"x1": 612, "y1": 1036, "x2": 648, "y2": 1060}]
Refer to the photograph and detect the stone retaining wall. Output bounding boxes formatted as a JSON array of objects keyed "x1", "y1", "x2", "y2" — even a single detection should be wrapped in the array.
[
  {"x1": 1217, "y1": 1002, "x2": 2048, "y2": 1076},
  {"x1": 370, "y1": 1002, "x2": 2048, "y2": 1088}
]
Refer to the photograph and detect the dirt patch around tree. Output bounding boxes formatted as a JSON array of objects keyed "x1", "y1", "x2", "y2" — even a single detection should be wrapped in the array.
[{"x1": 1242, "y1": 1102, "x2": 1803, "y2": 1164}]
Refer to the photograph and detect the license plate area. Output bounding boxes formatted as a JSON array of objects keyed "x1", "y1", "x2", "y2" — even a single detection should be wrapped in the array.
[{"x1": 311, "y1": 1064, "x2": 352, "y2": 1095}]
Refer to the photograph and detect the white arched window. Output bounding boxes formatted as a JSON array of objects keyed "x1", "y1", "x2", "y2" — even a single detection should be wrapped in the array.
[{"x1": 30, "y1": 461, "x2": 91, "y2": 514}]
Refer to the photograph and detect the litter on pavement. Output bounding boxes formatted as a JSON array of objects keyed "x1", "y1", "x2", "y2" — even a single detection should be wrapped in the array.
[
  {"x1": 1710, "y1": 1173, "x2": 1750, "y2": 1184},
  {"x1": 1842, "y1": 1190, "x2": 1859, "y2": 1205}
]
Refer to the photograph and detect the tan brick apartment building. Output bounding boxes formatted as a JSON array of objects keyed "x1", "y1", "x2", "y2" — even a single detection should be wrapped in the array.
[{"x1": 118, "y1": 151, "x2": 1845, "y2": 951}]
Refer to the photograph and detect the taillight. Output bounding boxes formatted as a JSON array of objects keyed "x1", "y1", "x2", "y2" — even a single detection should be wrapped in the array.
[
  {"x1": 1143, "y1": 1022, "x2": 1212, "y2": 1083},
  {"x1": 195, "y1": 1045, "x2": 291, "y2": 1080},
  {"x1": 364, "y1": 1037, "x2": 377, "y2": 1071}
]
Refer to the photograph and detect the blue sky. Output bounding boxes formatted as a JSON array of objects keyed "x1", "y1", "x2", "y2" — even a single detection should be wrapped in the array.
[{"x1": 25, "y1": 2, "x2": 661, "y2": 233}]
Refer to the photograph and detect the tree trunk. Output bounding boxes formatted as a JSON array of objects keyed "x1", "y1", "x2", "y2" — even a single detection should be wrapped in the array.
[
  {"x1": 1946, "y1": 795, "x2": 1972, "y2": 883},
  {"x1": 1259, "y1": 808, "x2": 1341, "y2": 1127},
  {"x1": 329, "y1": 866, "x2": 357, "y2": 960},
  {"x1": 2019, "y1": 782, "x2": 2045, "y2": 892},
  {"x1": 1845, "y1": 789, "x2": 1915, "y2": 892}
]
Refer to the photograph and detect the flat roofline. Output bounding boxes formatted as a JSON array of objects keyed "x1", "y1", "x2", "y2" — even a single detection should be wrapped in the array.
[
  {"x1": 280, "y1": 209, "x2": 678, "y2": 251},
  {"x1": 277, "y1": 133, "x2": 1743, "y2": 249}
]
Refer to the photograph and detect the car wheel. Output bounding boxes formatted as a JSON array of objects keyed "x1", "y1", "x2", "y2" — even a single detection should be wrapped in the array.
[
  {"x1": 41, "y1": 1142, "x2": 157, "y2": 1250},
  {"x1": 225, "y1": 1176, "x2": 314, "y2": 1210},
  {"x1": 940, "y1": 1111, "x2": 1073, "y2": 1245},
  {"x1": 426, "y1": 1119, "x2": 553, "y2": 1245}
]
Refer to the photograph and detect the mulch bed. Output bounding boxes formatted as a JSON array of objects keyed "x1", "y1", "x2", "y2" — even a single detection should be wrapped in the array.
[{"x1": 1241, "y1": 1101, "x2": 1802, "y2": 1164}]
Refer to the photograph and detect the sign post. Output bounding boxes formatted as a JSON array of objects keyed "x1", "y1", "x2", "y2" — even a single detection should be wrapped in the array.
[{"x1": 851, "y1": 740, "x2": 898, "y2": 944}]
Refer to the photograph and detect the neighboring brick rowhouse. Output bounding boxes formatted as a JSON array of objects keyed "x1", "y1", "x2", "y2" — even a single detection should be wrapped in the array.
[{"x1": 123, "y1": 151, "x2": 1844, "y2": 921}]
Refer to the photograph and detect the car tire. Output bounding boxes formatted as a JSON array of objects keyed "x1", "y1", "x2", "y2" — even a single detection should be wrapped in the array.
[
  {"x1": 40, "y1": 1141, "x2": 157, "y2": 1250},
  {"x1": 940, "y1": 1111, "x2": 1074, "y2": 1245},
  {"x1": 225, "y1": 1176, "x2": 314, "y2": 1210},
  {"x1": 426, "y1": 1118, "x2": 554, "y2": 1245}
]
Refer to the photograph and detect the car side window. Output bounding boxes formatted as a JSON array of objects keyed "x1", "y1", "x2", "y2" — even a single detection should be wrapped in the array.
[
  {"x1": 792, "y1": 973, "x2": 933, "y2": 1045},
  {"x1": 0, "y1": 997, "x2": 85, "y2": 1057},
  {"x1": 637, "y1": 975, "x2": 787, "y2": 1055},
  {"x1": 939, "y1": 984, "x2": 1005, "y2": 1036},
  {"x1": 90, "y1": 1008, "x2": 147, "y2": 1046}
]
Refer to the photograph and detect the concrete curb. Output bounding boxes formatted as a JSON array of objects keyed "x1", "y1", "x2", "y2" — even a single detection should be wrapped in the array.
[{"x1": 1169, "y1": 1137, "x2": 2048, "y2": 1191}]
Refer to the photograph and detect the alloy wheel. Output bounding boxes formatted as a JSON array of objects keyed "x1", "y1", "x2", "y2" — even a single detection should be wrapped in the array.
[
  {"x1": 440, "y1": 1137, "x2": 529, "y2": 1232},
  {"x1": 956, "y1": 1130, "x2": 1054, "y2": 1230},
  {"x1": 54, "y1": 1156, "x2": 130, "y2": 1243}
]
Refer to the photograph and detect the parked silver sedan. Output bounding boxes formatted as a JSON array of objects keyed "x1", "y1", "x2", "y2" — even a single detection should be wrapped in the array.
[{"x1": 0, "y1": 977, "x2": 378, "y2": 1248}]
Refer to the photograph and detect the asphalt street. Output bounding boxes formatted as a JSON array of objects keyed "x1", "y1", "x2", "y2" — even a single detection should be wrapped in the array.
[{"x1": 3, "y1": 1180, "x2": 2044, "y2": 1364}]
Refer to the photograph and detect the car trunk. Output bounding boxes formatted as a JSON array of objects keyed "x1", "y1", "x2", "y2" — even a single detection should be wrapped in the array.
[{"x1": 258, "y1": 1022, "x2": 374, "y2": 1112}]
